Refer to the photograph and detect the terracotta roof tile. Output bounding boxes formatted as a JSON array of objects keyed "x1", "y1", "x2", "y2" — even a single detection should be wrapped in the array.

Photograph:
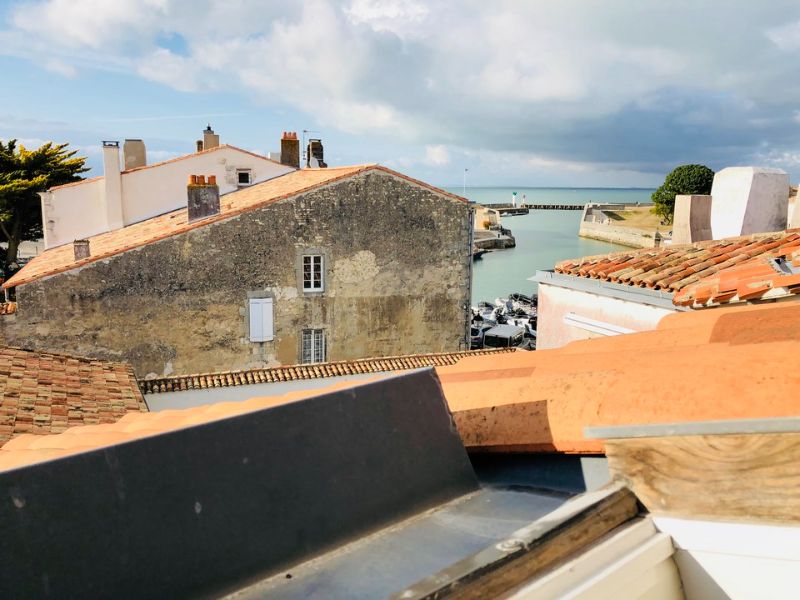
[
  {"x1": 0, "y1": 302, "x2": 17, "y2": 315},
  {"x1": 2, "y1": 302, "x2": 798, "y2": 471},
  {"x1": 138, "y1": 349, "x2": 516, "y2": 394},
  {"x1": 556, "y1": 230, "x2": 800, "y2": 307},
  {"x1": 7, "y1": 165, "x2": 467, "y2": 290},
  {"x1": 0, "y1": 346, "x2": 147, "y2": 448}
]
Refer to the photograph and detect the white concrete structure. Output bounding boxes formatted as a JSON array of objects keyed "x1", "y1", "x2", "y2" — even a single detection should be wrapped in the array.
[
  {"x1": 534, "y1": 273, "x2": 678, "y2": 350},
  {"x1": 672, "y1": 195, "x2": 712, "y2": 245},
  {"x1": 710, "y1": 167, "x2": 789, "y2": 239},
  {"x1": 40, "y1": 142, "x2": 294, "y2": 249}
]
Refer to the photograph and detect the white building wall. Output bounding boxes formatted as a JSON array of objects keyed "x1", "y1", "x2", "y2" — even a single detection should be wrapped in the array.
[
  {"x1": 120, "y1": 147, "x2": 293, "y2": 226},
  {"x1": 537, "y1": 283, "x2": 676, "y2": 350},
  {"x1": 41, "y1": 178, "x2": 107, "y2": 248},
  {"x1": 43, "y1": 147, "x2": 294, "y2": 249}
]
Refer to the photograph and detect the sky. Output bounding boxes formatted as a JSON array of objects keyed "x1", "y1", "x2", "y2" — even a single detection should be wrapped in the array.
[{"x1": 1, "y1": 0, "x2": 800, "y2": 187}]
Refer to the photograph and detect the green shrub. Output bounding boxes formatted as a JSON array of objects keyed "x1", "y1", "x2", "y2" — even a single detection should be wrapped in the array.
[{"x1": 651, "y1": 164, "x2": 714, "y2": 224}]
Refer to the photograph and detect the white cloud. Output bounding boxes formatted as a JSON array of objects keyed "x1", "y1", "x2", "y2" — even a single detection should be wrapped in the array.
[
  {"x1": 424, "y1": 144, "x2": 449, "y2": 165},
  {"x1": 3, "y1": 0, "x2": 800, "y2": 179}
]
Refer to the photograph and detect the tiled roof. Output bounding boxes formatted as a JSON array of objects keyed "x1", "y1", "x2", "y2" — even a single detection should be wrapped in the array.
[
  {"x1": 0, "y1": 346, "x2": 147, "y2": 449},
  {"x1": 139, "y1": 348, "x2": 518, "y2": 394},
  {"x1": 555, "y1": 230, "x2": 800, "y2": 306},
  {"x1": 0, "y1": 302, "x2": 16, "y2": 315},
  {"x1": 5, "y1": 164, "x2": 467, "y2": 289},
  {"x1": 2, "y1": 301, "x2": 798, "y2": 472}
]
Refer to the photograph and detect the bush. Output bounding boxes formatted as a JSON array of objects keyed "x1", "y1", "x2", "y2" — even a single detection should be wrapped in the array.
[
  {"x1": 482, "y1": 220, "x2": 492, "y2": 229},
  {"x1": 651, "y1": 164, "x2": 714, "y2": 224}
]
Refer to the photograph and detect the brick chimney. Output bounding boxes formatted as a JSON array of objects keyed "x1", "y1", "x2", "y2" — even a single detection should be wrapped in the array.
[
  {"x1": 187, "y1": 174, "x2": 220, "y2": 222},
  {"x1": 123, "y1": 139, "x2": 146, "y2": 170},
  {"x1": 202, "y1": 125, "x2": 219, "y2": 150},
  {"x1": 306, "y1": 138, "x2": 327, "y2": 168},
  {"x1": 280, "y1": 131, "x2": 300, "y2": 169},
  {"x1": 73, "y1": 239, "x2": 90, "y2": 261}
]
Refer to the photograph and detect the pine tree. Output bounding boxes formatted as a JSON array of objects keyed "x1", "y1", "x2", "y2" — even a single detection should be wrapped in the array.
[{"x1": 0, "y1": 140, "x2": 88, "y2": 277}]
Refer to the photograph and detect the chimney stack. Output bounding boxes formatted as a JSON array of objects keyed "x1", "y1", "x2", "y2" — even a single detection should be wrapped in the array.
[
  {"x1": 203, "y1": 124, "x2": 220, "y2": 150},
  {"x1": 73, "y1": 239, "x2": 90, "y2": 261},
  {"x1": 102, "y1": 141, "x2": 124, "y2": 231},
  {"x1": 306, "y1": 138, "x2": 327, "y2": 168},
  {"x1": 123, "y1": 139, "x2": 147, "y2": 170},
  {"x1": 280, "y1": 131, "x2": 300, "y2": 169},
  {"x1": 195, "y1": 140, "x2": 203, "y2": 153},
  {"x1": 187, "y1": 174, "x2": 220, "y2": 222}
]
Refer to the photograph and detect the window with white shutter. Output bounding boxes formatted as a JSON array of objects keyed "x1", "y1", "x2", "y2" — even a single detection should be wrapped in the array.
[
  {"x1": 249, "y1": 298, "x2": 274, "y2": 342},
  {"x1": 301, "y1": 329, "x2": 326, "y2": 363}
]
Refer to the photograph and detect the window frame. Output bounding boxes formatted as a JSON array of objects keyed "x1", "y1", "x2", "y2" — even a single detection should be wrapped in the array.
[
  {"x1": 302, "y1": 254, "x2": 324, "y2": 292},
  {"x1": 236, "y1": 169, "x2": 253, "y2": 186},
  {"x1": 301, "y1": 328, "x2": 326, "y2": 364}
]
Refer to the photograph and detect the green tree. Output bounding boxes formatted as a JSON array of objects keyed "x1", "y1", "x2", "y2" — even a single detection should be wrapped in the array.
[
  {"x1": 0, "y1": 140, "x2": 88, "y2": 277},
  {"x1": 651, "y1": 164, "x2": 714, "y2": 224}
]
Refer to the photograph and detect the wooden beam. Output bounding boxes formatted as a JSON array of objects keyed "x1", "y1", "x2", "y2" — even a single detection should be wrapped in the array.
[
  {"x1": 605, "y1": 432, "x2": 800, "y2": 524},
  {"x1": 391, "y1": 484, "x2": 639, "y2": 599}
]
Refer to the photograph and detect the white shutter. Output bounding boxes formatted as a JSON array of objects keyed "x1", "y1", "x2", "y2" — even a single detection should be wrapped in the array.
[{"x1": 249, "y1": 298, "x2": 274, "y2": 342}]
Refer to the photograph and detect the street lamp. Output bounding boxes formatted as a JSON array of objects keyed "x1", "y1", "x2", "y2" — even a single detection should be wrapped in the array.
[{"x1": 463, "y1": 168, "x2": 469, "y2": 198}]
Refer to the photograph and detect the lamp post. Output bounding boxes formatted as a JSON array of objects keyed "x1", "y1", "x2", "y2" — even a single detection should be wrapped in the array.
[{"x1": 463, "y1": 168, "x2": 469, "y2": 198}]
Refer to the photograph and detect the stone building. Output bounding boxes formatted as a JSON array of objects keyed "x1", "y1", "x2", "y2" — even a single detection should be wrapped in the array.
[{"x1": 1, "y1": 165, "x2": 473, "y2": 377}]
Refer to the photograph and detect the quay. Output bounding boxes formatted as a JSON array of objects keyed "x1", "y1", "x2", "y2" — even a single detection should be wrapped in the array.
[{"x1": 481, "y1": 202, "x2": 585, "y2": 212}]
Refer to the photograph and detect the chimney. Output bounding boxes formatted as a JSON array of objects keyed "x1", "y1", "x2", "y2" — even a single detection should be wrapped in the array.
[
  {"x1": 123, "y1": 139, "x2": 146, "y2": 170},
  {"x1": 306, "y1": 138, "x2": 327, "y2": 168},
  {"x1": 196, "y1": 140, "x2": 204, "y2": 153},
  {"x1": 672, "y1": 195, "x2": 712, "y2": 245},
  {"x1": 102, "y1": 141, "x2": 124, "y2": 231},
  {"x1": 203, "y1": 124, "x2": 220, "y2": 150},
  {"x1": 187, "y1": 174, "x2": 220, "y2": 222},
  {"x1": 710, "y1": 167, "x2": 789, "y2": 239},
  {"x1": 73, "y1": 239, "x2": 90, "y2": 261},
  {"x1": 280, "y1": 131, "x2": 299, "y2": 169}
]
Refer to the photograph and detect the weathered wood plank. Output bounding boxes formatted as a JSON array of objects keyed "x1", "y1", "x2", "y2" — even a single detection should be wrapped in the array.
[
  {"x1": 605, "y1": 432, "x2": 800, "y2": 524},
  {"x1": 391, "y1": 484, "x2": 640, "y2": 599}
]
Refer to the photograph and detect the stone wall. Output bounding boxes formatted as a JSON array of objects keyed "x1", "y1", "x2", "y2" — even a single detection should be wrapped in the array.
[
  {"x1": 1, "y1": 170, "x2": 472, "y2": 377},
  {"x1": 578, "y1": 221, "x2": 660, "y2": 249}
]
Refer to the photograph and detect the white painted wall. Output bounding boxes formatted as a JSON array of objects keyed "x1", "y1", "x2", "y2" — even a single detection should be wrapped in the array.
[
  {"x1": 710, "y1": 167, "x2": 789, "y2": 239},
  {"x1": 537, "y1": 283, "x2": 676, "y2": 350},
  {"x1": 43, "y1": 146, "x2": 294, "y2": 248},
  {"x1": 654, "y1": 516, "x2": 800, "y2": 600},
  {"x1": 40, "y1": 178, "x2": 107, "y2": 248}
]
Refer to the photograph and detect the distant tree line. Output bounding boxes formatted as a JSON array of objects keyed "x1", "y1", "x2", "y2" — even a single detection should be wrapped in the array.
[
  {"x1": 651, "y1": 164, "x2": 714, "y2": 224},
  {"x1": 0, "y1": 140, "x2": 87, "y2": 279}
]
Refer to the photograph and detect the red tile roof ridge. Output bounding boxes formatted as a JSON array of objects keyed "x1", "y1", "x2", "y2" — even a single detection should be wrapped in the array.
[
  {"x1": 138, "y1": 348, "x2": 517, "y2": 394},
  {"x1": 5, "y1": 164, "x2": 465, "y2": 290}
]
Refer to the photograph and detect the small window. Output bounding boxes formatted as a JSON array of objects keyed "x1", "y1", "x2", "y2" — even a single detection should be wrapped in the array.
[
  {"x1": 302, "y1": 255, "x2": 324, "y2": 292},
  {"x1": 237, "y1": 169, "x2": 252, "y2": 186},
  {"x1": 249, "y1": 298, "x2": 274, "y2": 342},
  {"x1": 301, "y1": 329, "x2": 326, "y2": 363}
]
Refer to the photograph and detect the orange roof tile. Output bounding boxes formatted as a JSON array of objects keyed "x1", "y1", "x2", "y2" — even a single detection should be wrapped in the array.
[
  {"x1": 555, "y1": 230, "x2": 800, "y2": 307},
  {"x1": 0, "y1": 302, "x2": 16, "y2": 315},
  {"x1": 139, "y1": 348, "x2": 517, "y2": 394},
  {"x1": 2, "y1": 302, "x2": 798, "y2": 471},
  {"x1": 0, "y1": 346, "x2": 147, "y2": 449},
  {"x1": 6, "y1": 165, "x2": 468, "y2": 289}
]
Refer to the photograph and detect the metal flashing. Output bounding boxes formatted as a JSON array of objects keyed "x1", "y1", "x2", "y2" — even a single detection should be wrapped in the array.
[
  {"x1": 584, "y1": 416, "x2": 800, "y2": 440},
  {"x1": 532, "y1": 270, "x2": 685, "y2": 311}
]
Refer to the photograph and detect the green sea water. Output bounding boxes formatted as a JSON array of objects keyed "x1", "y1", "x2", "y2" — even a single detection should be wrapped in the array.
[{"x1": 443, "y1": 187, "x2": 655, "y2": 304}]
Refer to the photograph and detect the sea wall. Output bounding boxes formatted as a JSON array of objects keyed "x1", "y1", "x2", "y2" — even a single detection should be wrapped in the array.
[{"x1": 578, "y1": 221, "x2": 660, "y2": 249}]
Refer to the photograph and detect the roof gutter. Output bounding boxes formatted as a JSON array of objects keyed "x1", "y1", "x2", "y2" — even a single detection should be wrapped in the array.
[{"x1": 532, "y1": 270, "x2": 686, "y2": 311}]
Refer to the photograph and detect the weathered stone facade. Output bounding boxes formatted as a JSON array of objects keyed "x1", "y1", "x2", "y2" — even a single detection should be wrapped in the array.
[{"x1": 1, "y1": 170, "x2": 472, "y2": 377}]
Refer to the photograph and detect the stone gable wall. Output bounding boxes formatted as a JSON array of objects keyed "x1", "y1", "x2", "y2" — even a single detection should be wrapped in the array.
[{"x1": 2, "y1": 171, "x2": 472, "y2": 377}]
